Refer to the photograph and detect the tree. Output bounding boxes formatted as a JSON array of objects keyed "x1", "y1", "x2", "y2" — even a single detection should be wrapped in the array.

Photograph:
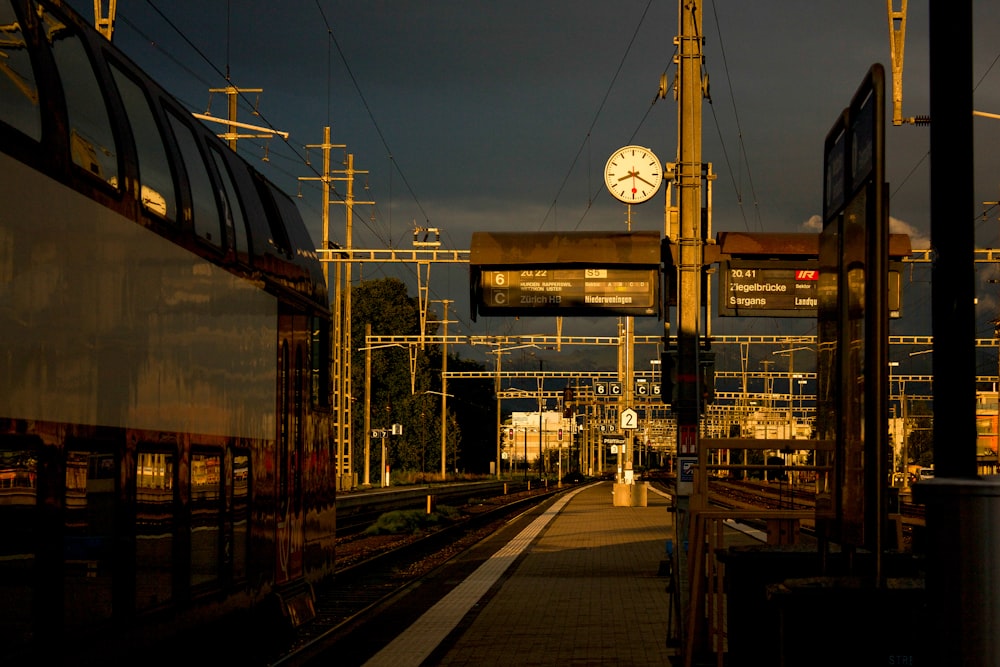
[
  {"x1": 444, "y1": 355, "x2": 496, "y2": 472},
  {"x1": 348, "y1": 278, "x2": 495, "y2": 477},
  {"x1": 906, "y1": 400, "x2": 934, "y2": 468}
]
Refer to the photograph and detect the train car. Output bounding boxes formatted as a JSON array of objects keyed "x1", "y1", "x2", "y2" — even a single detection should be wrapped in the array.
[{"x1": 0, "y1": 0, "x2": 336, "y2": 661}]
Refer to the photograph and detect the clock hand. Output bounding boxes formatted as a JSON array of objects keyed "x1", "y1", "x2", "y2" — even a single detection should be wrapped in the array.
[
  {"x1": 617, "y1": 171, "x2": 636, "y2": 182},
  {"x1": 634, "y1": 174, "x2": 657, "y2": 188}
]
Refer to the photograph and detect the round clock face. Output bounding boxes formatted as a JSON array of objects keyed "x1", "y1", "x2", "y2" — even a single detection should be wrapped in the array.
[{"x1": 604, "y1": 145, "x2": 663, "y2": 204}]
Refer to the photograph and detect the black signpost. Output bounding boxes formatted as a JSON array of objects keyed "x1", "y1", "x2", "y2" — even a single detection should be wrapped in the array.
[{"x1": 818, "y1": 64, "x2": 887, "y2": 562}]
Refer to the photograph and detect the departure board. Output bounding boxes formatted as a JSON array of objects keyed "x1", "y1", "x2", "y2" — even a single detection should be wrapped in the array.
[
  {"x1": 719, "y1": 260, "x2": 819, "y2": 317},
  {"x1": 476, "y1": 267, "x2": 659, "y2": 317}
]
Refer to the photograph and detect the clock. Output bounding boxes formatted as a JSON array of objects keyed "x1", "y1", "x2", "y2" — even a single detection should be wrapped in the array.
[{"x1": 604, "y1": 145, "x2": 663, "y2": 204}]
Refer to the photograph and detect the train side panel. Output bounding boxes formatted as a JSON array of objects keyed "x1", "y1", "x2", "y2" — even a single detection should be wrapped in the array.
[{"x1": 0, "y1": 0, "x2": 335, "y2": 659}]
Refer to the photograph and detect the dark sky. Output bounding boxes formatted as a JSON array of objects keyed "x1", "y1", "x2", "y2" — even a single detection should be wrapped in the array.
[{"x1": 66, "y1": 0, "x2": 1000, "y2": 368}]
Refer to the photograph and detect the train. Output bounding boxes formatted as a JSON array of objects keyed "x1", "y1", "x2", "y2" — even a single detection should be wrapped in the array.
[{"x1": 0, "y1": 0, "x2": 337, "y2": 661}]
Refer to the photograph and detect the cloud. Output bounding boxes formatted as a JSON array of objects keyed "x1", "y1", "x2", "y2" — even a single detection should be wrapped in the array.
[
  {"x1": 799, "y1": 214, "x2": 929, "y2": 250},
  {"x1": 889, "y1": 216, "x2": 930, "y2": 249}
]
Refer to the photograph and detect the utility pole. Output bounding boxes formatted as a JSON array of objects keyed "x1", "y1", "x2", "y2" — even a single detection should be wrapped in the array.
[
  {"x1": 671, "y1": 0, "x2": 707, "y2": 660},
  {"x1": 434, "y1": 300, "x2": 454, "y2": 481},
  {"x1": 193, "y1": 87, "x2": 287, "y2": 152},
  {"x1": 300, "y1": 129, "x2": 348, "y2": 487},
  {"x1": 493, "y1": 347, "x2": 506, "y2": 479},
  {"x1": 538, "y1": 358, "x2": 545, "y2": 475},
  {"x1": 330, "y1": 154, "x2": 375, "y2": 488},
  {"x1": 93, "y1": 0, "x2": 116, "y2": 40}
]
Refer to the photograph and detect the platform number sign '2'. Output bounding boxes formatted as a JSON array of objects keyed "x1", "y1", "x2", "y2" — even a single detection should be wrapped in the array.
[{"x1": 620, "y1": 408, "x2": 638, "y2": 430}]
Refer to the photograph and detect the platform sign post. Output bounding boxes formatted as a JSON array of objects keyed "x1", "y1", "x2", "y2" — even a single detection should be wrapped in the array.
[
  {"x1": 620, "y1": 408, "x2": 638, "y2": 430},
  {"x1": 819, "y1": 64, "x2": 887, "y2": 558}
]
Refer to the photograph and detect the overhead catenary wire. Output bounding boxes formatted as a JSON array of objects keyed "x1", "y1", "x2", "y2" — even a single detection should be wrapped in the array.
[
  {"x1": 124, "y1": 0, "x2": 473, "y2": 331},
  {"x1": 537, "y1": 0, "x2": 658, "y2": 232}
]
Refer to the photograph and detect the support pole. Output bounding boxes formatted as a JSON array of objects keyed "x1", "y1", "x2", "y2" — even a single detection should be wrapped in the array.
[
  {"x1": 440, "y1": 300, "x2": 452, "y2": 480},
  {"x1": 672, "y1": 0, "x2": 706, "y2": 662},
  {"x1": 331, "y1": 154, "x2": 375, "y2": 487},
  {"x1": 364, "y1": 323, "x2": 372, "y2": 487},
  {"x1": 921, "y1": 2, "x2": 998, "y2": 665}
]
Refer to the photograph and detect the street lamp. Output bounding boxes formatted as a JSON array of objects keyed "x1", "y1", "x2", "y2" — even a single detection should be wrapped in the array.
[
  {"x1": 359, "y1": 337, "x2": 407, "y2": 489},
  {"x1": 773, "y1": 345, "x2": 814, "y2": 416},
  {"x1": 900, "y1": 350, "x2": 932, "y2": 489},
  {"x1": 889, "y1": 361, "x2": 902, "y2": 484},
  {"x1": 489, "y1": 343, "x2": 541, "y2": 480},
  {"x1": 523, "y1": 426, "x2": 529, "y2": 481},
  {"x1": 424, "y1": 390, "x2": 453, "y2": 478},
  {"x1": 533, "y1": 354, "x2": 545, "y2": 476},
  {"x1": 796, "y1": 377, "x2": 807, "y2": 422}
]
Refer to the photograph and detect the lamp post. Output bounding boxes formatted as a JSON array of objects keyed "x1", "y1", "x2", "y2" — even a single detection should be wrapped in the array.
[
  {"x1": 536, "y1": 357, "x2": 545, "y2": 476},
  {"x1": 490, "y1": 343, "x2": 542, "y2": 480},
  {"x1": 772, "y1": 345, "x2": 814, "y2": 427},
  {"x1": 358, "y1": 338, "x2": 407, "y2": 488},
  {"x1": 901, "y1": 348, "x2": 931, "y2": 490},
  {"x1": 796, "y1": 377, "x2": 807, "y2": 426},
  {"x1": 889, "y1": 361, "x2": 901, "y2": 482},
  {"x1": 424, "y1": 390, "x2": 453, "y2": 477},
  {"x1": 523, "y1": 426, "x2": 528, "y2": 481}
]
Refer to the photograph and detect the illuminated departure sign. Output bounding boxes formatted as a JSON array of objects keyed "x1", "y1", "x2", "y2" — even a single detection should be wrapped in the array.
[
  {"x1": 477, "y1": 268, "x2": 658, "y2": 316},
  {"x1": 469, "y1": 231, "x2": 662, "y2": 319},
  {"x1": 719, "y1": 260, "x2": 819, "y2": 317}
]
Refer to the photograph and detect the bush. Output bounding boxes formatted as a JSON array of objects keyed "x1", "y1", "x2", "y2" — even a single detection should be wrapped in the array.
[{"x1": 363, "y1": 505, "x2": 459, "y2": 536}]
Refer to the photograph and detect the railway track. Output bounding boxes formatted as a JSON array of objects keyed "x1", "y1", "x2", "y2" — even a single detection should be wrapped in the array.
[
  {"x1": 710, "y1": 478, "x2": 926, "y2": 521},
  {"x1": 707, "y1": 478, "x2": 926, "y2": 551},
  {"x1": 274, "y1": 484, "x2": 565, "y2": 665},
  {"x1": 335, "y1": 480, "x2": 537, "y2": 536},
  {"x1": 116, "y1": 483, "x2": 566, "y2": 666}
]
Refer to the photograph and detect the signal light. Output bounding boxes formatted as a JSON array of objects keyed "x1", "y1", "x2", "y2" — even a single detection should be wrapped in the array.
[
  {"x1": 700, "y1": 351, "x2": 716, "y2": 408},
  {"x1": 562, "y1": 386, "x2": 575, "y2": 417},
  {"x1": 659, "y1": 349, "x2": 677, "y2": 404}
]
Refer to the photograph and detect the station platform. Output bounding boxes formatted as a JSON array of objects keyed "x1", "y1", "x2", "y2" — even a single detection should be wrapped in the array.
[{"x1": 355, "y1": 480, "x2": 759, "y2": 667}]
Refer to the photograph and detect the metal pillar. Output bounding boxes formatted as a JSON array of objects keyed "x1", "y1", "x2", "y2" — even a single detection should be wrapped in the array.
[
  {"x1": 920, "y1": 2, "x2": 998, "y2": 665},
  {"x1": 672, "y1": 1, "x2": 706, "y2": 662},
  {"x1": 438, "y1": 300, "x2": 452, "y2": 480},
  {"x1": 331, "y1": 154, "x2": 375, "y2": 487}
]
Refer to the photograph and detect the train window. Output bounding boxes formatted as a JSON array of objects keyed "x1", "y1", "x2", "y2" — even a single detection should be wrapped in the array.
[
  {"x1": 42, "y1": 8, "x2": 119, "y2": 184},
  {"x1": 311, "y1": 315, "x2": 331, "y2": 408},
  {"x1": 0, "y1": 1, "x2": 42, "y2": 141},
  {"x1": 0, "y1": 444, "x2": 38, "y2": 646},
  {"x1": 135, "y1": 449, "x2": 175, "y2": 610},
  {"x1": 167, "y1": 110, "x2": 223, "y2": 248},
  {"x1": 109, "y1": 63, "x2": 177, "y2": 220},
  {"x1": 231, "y1": 451, "x2": 249, "y2": 581},
  {"x1": 267, "y1": 182, "x2": 298, "y2": 257},
  {"x1": 279, "y1": 342, "x2": 289, "y2": 510},
  {"x1": 63, "y1": 450, "x2": 114, "y2": 629},
  {"x1": 209, "y1": 145, "x2": 249, "y2": 257},
  {"x1": 251, "y1": 172, "x2": 294, "y2": 257},
  {"x1": 190, "y1": 450, "x2": 221, "y2": 588},
  {"x1": 294, "y1": 345, "x2": 304, "y2": 515}
]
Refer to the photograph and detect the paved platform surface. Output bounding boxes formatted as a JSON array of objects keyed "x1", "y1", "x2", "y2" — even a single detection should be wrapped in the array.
[{"x1": 363, "y1": 481, "x2": 679, "y2": 667}]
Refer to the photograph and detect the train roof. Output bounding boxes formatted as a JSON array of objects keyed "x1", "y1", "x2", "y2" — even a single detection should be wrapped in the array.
[{"x1": 1, "y1": 0, "x2": 329, "y2": 313}]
